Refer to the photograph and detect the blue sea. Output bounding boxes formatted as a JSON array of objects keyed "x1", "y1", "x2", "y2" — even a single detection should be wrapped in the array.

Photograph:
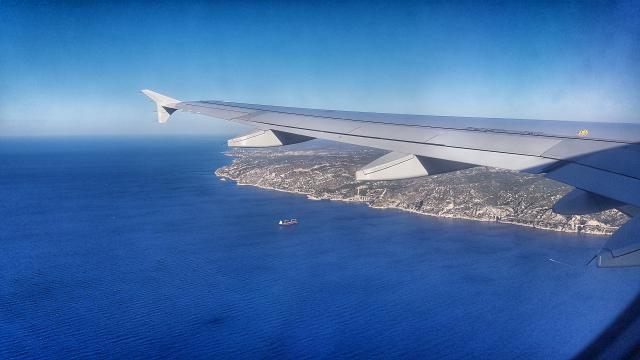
[{"x1": 1, "y1": 136, "x2": 639, "y2": 359}]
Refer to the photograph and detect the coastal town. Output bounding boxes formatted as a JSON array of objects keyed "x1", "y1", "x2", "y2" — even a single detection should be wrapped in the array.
[{"x1": 216, "y1": 142, "x2": 627, "y2": 235}]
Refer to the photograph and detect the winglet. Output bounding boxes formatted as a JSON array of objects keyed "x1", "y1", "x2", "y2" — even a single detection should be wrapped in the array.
[{"x1": 141, "y1": 89, "x2": 181, "y2": 123}]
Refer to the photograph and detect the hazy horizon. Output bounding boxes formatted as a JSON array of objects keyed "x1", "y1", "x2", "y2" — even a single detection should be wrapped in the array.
[{"x1": 2, "y1": 1, "x2": 639, "y2": 136}]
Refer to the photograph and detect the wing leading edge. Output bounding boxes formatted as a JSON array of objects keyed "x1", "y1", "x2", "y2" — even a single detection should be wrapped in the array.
[{"x1": 142, "y1": 89, "x2": 640, "y2": 267}]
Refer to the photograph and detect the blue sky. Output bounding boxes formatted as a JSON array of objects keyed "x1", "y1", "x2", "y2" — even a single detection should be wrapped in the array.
[{"x1": 1, "y1": 1, "x2": 639, "y2": 135}]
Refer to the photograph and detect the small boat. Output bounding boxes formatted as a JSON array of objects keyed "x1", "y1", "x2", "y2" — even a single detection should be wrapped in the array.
[{"x1": 278, "y1": 219, "x2": 299, "y2": 226}]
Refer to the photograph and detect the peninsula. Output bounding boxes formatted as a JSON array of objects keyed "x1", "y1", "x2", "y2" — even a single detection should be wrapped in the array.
[{"x1": 215, "y1": 142, "x2": 627, "y2": 235}]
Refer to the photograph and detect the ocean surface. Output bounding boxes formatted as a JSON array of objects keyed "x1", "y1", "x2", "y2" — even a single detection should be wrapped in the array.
[{"x1": 1, "y1": 136, "x2": 639, "y2": 359}]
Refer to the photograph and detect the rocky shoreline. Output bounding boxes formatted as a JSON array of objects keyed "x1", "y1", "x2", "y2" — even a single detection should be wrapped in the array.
[{"x1": 215, "y1": 143, "x2": 627, "y2": 235}]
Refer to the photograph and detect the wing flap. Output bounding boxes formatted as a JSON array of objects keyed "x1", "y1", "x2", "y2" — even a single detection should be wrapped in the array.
[
  {"x1": 543, "y1": 140, "x2": 640, "y2": 179},
  {"x1": 429, "y1": 130, "x2": 562, "y2": 157},
  {"x1": 546, "y1": 163, "x2": 640, "y2": 208},
  {"x1": 348, "y1": 123, "x2": 442, "y2": 143}
]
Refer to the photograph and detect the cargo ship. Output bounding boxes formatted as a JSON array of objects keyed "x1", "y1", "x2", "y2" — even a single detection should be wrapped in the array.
[{"x1": 278, "y1": 219, "x2": 299, "y2": 226}]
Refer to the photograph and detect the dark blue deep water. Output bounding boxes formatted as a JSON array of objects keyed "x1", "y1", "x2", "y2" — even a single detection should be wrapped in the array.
[{"x1": 1, "y1": 136, "x2": 639, "y2": 359}]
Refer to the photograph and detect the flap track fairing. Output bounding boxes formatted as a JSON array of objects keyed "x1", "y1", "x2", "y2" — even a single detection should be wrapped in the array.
[
  {"x1": 356, "y1": 152, "x2": 474, "y2": 181},
  {"x1": 228, "y1": 129, "x2": 314, "y2": 148}
]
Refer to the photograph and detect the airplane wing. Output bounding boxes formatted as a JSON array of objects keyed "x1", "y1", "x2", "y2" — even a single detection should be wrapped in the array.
[{"x1": 142, "y1": 89, "x2": 640, "y2": 267}]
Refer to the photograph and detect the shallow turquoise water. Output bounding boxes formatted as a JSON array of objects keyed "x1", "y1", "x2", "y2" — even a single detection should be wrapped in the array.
[{"x1": 1, "y1": 136, "x2": 638, "y2": 359}]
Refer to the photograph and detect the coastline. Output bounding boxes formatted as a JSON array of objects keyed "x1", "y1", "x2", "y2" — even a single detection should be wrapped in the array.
[{"x1": 215, "y1": 170, "x2": 618, "y2": 236}]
